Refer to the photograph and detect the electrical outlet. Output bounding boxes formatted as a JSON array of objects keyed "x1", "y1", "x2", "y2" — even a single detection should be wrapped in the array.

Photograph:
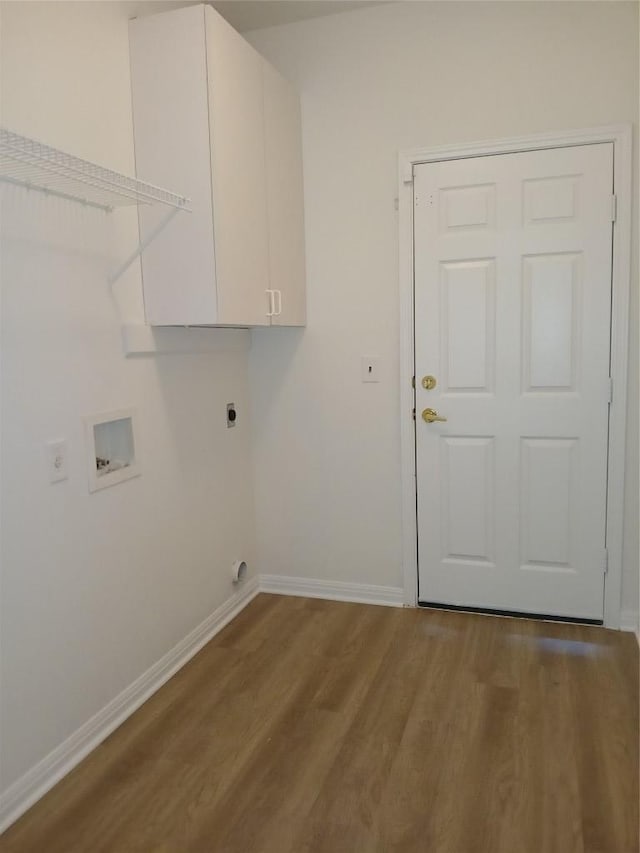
[{"x1": 46, "y1": 439, "x2": 68, "y2": 483}]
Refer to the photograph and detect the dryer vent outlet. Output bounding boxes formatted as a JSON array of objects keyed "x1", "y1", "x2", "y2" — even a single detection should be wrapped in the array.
[{"x1": 231, "y1": 560, "x2": 247, "y2": 584}]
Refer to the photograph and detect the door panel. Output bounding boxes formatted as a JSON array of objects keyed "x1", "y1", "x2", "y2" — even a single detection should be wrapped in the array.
[
  {"x1": 414, "y1": 143, "x2": 613, "y2": 620},
  {"x1": 441, "y1": 259, "x2": 496, "y2": 392},
  {"x1": 440, "y1": 183, "x2": 496, "y2": 231},
  {"x1": 522, "y1": 252, "x2": 581, "y2": 392},
  {"x1": 523, "y1": 174, "x2": 580, "y2": 224},
  {"x1": 520, "y1": 437, "x2": 576, "y2": 568},
  {"x1": 441, "y1": 436, "x2": 495, "y2": 565}
]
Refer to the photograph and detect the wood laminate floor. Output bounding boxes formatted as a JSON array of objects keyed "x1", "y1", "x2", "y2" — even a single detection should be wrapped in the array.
[{"x1": 1, "y1": 594, "x2": 638, "y2": 853}]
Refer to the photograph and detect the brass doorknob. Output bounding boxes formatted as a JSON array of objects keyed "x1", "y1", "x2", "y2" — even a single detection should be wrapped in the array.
[{"x1": 422, "y1": 408, "x2": 447, "y2": 424}]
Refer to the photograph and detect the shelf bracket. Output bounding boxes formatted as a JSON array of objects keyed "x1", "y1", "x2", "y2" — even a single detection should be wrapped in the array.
[
  {"x1": 108, "y1": 206, "x2": 182, "y2": 285},
  {"x1": 1, "y1": 128, "x2": 191, "y2": 286}
]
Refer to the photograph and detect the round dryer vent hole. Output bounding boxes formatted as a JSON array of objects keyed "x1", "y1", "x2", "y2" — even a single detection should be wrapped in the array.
[{"x1": 231, "y1": 560, "x2": 247, "y2": 584}]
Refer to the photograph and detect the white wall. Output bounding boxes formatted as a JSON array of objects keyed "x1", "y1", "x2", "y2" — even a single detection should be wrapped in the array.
[
  {"x1": 247, "y1": 2, "x2": 639, "y2": 617},
  {"x1": 0, "y1": 0, "x2": 637, "y2": 814},
  {"x1": 0, "y1": 1, "x2": 256, "y2": 795}
]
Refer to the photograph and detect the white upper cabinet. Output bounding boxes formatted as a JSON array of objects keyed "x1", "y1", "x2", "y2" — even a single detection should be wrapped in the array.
[{"x1": 129, "y1": 5, "x2": 306, "y2": 327}]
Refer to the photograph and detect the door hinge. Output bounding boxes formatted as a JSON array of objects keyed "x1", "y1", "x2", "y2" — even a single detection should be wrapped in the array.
[
  {"x1": 603, "y1": 548, "x2": 609, "y2": 574},
  {"x1": 607, "y1": 376, "x2": 613, "y2": 403},
  {"x1": 611, "y1": 194, "x2": 617, "y2": 222},
  {"x1": 412, "y1": 408, "x2": 416, "y2": 421},
  {"x1": 403, "y1": 166, "x2": 414, "y2": 185},
  {"x1": 411, "y1": 375, "x2": 416, "y2": 389}
]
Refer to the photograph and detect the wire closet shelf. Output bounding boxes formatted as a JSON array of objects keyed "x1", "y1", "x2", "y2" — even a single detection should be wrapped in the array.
[{"x1": 0, "y1": 127, "x2": 190, "y2": 213}]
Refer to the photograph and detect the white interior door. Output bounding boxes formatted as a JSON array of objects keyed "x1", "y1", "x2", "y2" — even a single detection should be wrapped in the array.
[{"x1": 414, "y1": 144, "x2": 614, "y2": 621}]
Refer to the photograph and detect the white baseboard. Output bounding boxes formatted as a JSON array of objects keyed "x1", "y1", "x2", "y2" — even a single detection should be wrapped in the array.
[
  {"x1": 259, "y1": 573, "x2": 404, "y2": 607},
  {"x1": 620, "y1": 609, "x2": 639, "y2": 638},
  {"x1": 0, "y1": 577, "x2": 259, "y2": 834}
]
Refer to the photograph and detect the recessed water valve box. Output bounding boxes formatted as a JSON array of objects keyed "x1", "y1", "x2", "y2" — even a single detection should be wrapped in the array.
[{"x1": 84, "y1": 408, "x2": 140, "y2": 493}]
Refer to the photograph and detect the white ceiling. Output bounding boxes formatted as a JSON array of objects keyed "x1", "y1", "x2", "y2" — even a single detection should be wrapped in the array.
[
  {"x1": 127, "y1": 1, "x2": 384, "y2": 33},
  {"x1": 212, "y1": 1, "x2": 383, "y2": 32}
]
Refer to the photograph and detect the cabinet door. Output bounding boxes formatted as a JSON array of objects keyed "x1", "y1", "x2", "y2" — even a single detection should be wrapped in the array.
[
  {"x1": 262, "y1": 61, "x2": 307, "y2": 327},
  {"x1": 130, "y1": 6, "x2": 218, "y2": 326},
  {"x1": 205, "y1": 6, "x2": 271, "y2": 327}
]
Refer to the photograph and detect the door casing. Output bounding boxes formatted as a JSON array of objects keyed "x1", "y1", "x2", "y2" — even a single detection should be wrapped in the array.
[{"x1": 398, "y1": 125, "x2": 632, "y2": 628}]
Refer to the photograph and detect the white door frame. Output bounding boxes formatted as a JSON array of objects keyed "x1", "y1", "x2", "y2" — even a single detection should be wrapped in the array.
[{"x1": 398, "y1": 125, "x2": 632, "y2": 628}]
